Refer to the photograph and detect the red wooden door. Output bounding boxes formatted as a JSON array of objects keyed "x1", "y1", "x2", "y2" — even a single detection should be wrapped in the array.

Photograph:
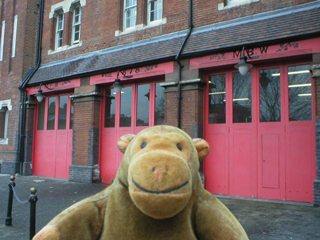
[
  {"x1": 100, "y1": 81, "x2": 165, "y2": 184},
  {"x1": 284, "y1": 64, "x2": 315, "y2": 202},
  {"x1": 33, "y1": 94, "x2": 73, "y2": 179},
  {"x1": 257, "y1": 66, "x2": 286, "y2": 200},
  {"x1": 205, "y1": 63, "x2": 315, "y2": 202},
  {"x1": 230, "y1": 71, "x2": 258, "y2": 198}
]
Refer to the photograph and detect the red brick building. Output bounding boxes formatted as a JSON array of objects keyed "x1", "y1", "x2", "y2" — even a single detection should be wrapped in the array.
[
  {"x1": 0, "y1": 0, "x2": 39, "y2": 175},
  {"x1": 1, "y1": 0, "x2": 320, "y2": 205}
]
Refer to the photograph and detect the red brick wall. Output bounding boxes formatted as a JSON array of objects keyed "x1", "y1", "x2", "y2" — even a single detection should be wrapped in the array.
[
  {"x1": 193, "y1": 0, "x2": 317, "y2": 27},
  {"x1": 40, "y1": 0, "x2": 317, "y2": 65},
  {"x1": 181, "y1": 89, "x2": 204, "y2": 138},
  {"x1": 41, "y1": 0, "x2": 190, "y2": 64},
  {"x1": 0, "y1": 0, "x2": 38, "y2": 163},
  {"x1": 165, "y1": 91, "x2": 178, "y2": 127},
  {"x1": 73, "y1": 97, "x2": 101, "y2": 166}
]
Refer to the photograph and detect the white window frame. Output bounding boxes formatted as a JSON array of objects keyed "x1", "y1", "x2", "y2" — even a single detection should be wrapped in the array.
[
  {"x1": 0, "y1": 21, "x2": 5, "y2": 61},
  {"x1": 148, "y1": 0, "x2": 163, "y2": 25},
  {"x1": 55, "y1": 11, "x2": 64, "y2": 49},
  {"x1": 72, "y1": 5, "x2": 81, "y2": 45},
  {"x1": 123, "y1": 0, "x2": 137, "y2": 30},
  {"x1": 12, "y1": 15, "x2": 18, "y2": 58},
  {"x1": 0, "y1": 100, "x2": 12, "y2": 145}
]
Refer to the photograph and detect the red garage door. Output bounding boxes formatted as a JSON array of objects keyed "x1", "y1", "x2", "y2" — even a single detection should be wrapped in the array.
[
  {"x1": 33, "y1": 94, "x2": 73, "y2": 179},
  {"x1": 204, "y1": 63, "x2": 316, "y2": 202},
  {"x1": 100, "y1": 81, "x2": 165, "y2": 184}
]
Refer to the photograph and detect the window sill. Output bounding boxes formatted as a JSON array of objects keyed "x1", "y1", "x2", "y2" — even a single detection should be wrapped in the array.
[
  {"x1": 48, "y1": 41, "x2": 82, "y2": 55},
  {"x1": 0, "y1": 138, "x2": 8, "y2": 145},
  {"x1": 115, "y1": 18, "x2": 167, "y2": 37},
  {"x1": 218, "y1": 0, "x2": 260, "y2": 10}
]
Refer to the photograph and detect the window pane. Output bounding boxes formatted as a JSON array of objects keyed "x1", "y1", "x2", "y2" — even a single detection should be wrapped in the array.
[
  {"x1": 73, "y1": 6, "x2": 81, "y2": 44},
  {"x1": 120, "y1": 86, "x2": 132, "y2": 127},
  {"x1": 260, "y1": 68, "x2": 281, "y2": 122},
  {"x1": 137, "y1": 84, "x2": 150, "y2": 126},
  {"x1": 37, "y1": 100, "x2": 45, "y2": 130},
  {"x1": 74, "y1": 31, "x2": 80, "y2": 42},
  {"x1": 0, "y1": 110, "x2": 6, "y2": 138},
  {"x1": 288, "y1": 65, "x2": 312, "y2": 121},
  {"x1": 150, "y1": 0, "x2": 162, "y2": 21},
  {"x1": 233, "y1": 72, "x2": 252, "y2": 123},
  {"x1": 124, "y1": 0, "x2": 136, "y2": 28},
  {"x1": 58, "y1": 95, "x2": 68, "y2": 129},
  {"x1": 155, "y1": 82, "x2": 165, "y2": 125},
  {"x1": 105, "y1": 89, "x2": 116, "y2": 128},
  {"x1": 47, "y1": 97, "x2": 56, "y2": 130},
  {"x1": 70, "y1": 101, "x2": 74, "y2": 129},
  {"x1": 209, "y1": 74, "x2": 226, "y2": 124}
]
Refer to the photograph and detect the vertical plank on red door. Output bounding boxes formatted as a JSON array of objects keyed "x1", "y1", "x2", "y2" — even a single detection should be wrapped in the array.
[
  {"x1": 204, "y1": 132, "x2": 229, "y2": 195},
  {"x1": 262, "y1": 134, "x2": 280, "y2": 189},
  {"x1": 43, "y1": 131, "x2": 56, "y2": 177},
  {"x1": 231, "y1": 133, "x2": 252, "y2": 197},
  {"x1": 286, "y1": 131, "x2": 314, "y2": 202},
  {"x1": 100, "y1": 130, "x2": 118, "y2": 183},
  {"x1": 55, "y1": 131, "x2": 68, "y2": 178}
]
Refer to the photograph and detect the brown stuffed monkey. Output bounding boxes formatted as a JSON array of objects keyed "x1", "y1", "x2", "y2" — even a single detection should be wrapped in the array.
[{"x1": 33, "y1": 125, "x2": 248, "y2": 240}]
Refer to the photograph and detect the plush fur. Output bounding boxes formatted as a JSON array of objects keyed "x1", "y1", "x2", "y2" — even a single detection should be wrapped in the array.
[{"x1": 33, "y1": 125, "x2": 248, "y2": 240}]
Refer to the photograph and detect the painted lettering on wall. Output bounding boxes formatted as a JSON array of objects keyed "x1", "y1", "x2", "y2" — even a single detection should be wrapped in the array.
[
  {"x1": 276, "y1": 42, "x2": 299, "y2": 52},
  {"x1": 101, "y1": 64, "x2": 159, "y2": 78},
  {"x1": 233, "y1": 46, "x2": 269, "y2": 59},
  {"x1": 209, "y1": 53, "x2": 227, "y2": 61}
]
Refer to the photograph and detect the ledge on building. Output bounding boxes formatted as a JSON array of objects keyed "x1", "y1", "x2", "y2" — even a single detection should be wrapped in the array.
[
  {"x1": 218, "y1": 0, "x2": 260, "y2": 10},
  {"x1": 48, "y1": 41, "x2": 82, "y2": 55},
  {"x1": 115, "y1": 18, "x2": 167, "y2": 37},
  {"x1": 69, "y1": 165, "x2": 100, "y2": 183}
]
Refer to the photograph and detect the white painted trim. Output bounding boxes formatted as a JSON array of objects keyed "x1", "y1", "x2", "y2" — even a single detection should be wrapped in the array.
[
  {"x1": 49, "y1": 0, "x2": 86, "y2": 18},
  {"x1": 218, "y1": 0, "x2": 260, "y2": 10},
  {"x1": 48, "y1": 41, "x2": 82, "y2": 55},
  {"x1": 0, "y1": 21, "x2": 5, "y2": 61},
  {"x1": 12, "y1": 15, "x2": 18, "y2": 58},
  {"x1": 115, "y1": 18, "x2": 167, "y2": 37},
  {"x1": 0, "y1": 99, "x2": 12, "y2": 145}
]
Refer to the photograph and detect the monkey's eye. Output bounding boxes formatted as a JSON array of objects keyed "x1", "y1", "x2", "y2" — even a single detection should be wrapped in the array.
[
  {"x1": 177, "y1": 143, "x2": 183, "y2": 151},
  {"x1": 141, "y1": 141, "x2": 147, "y2": 149}
]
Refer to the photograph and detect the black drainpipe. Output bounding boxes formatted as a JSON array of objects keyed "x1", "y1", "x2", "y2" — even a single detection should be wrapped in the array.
[
  {"x1": 175, "y1": 0, "x2": 193, "y2": 129},
  {"x1": 17, "y1": 0, "x2": 44, "y2": 174}
]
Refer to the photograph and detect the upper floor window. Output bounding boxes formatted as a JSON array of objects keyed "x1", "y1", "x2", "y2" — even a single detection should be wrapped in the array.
[
  {"x1": 56, "y1": 11, "x2": 64, "y2": 49},
  {"x1": 115, "y1": 0, "x2": 166, "y2": 36},
  {"x1": 11, "y1": 15, "x2": 18, "y2": 58},
  {"x1": 148, "y1": 0, "x2": 163, "y2": 23},
  {"x1": 124, "y1": 0, "x2": 137, "y2": 30},
  {"x1": 0, "y1": 99, "x2": 12, "y2": 145},
  {"x1": 0, "y1": 21, "x2": 5, "y2": 61},
  {"x1": 72, "y1": 5, "x2": 81, "y2": 45}
]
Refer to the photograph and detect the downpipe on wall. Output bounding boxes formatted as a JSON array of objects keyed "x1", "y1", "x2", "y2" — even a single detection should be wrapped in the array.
[
  {"x1": 175, "y1": 0, "x2": 193, "y2": 129},
  {"x1": 17, "y1": 0, "x2": 44, "y2": 174}
]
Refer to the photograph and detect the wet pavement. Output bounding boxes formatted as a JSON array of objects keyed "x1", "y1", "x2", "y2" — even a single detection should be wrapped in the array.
[{"x1": 0, "y1": 174, "x2": 319, "y2": 240}]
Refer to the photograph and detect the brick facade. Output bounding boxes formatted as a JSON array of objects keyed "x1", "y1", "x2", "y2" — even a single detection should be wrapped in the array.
[
  {"x1": 70, "y1": 80, "x2": 102, "y2": 182},
  {"x1": 1, "y1": 0, "x2": 319, "y2": 203},
  {"x1": 0, "y1": 0, "x2": 38, "y2": 173}
]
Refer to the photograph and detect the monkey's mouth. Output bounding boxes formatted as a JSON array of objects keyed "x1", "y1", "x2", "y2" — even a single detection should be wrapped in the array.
[{"x1": 132, "y1": 178, "x2": 189, "y2": 194}]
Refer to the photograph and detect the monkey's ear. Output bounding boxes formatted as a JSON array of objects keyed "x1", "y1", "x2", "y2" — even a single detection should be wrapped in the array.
[
  {"x1": 192, "y1": 138, "x2": 210, "y2": 161},
  {"x1": 118, "y1": 134, "x2": 136, "y2": 153}
]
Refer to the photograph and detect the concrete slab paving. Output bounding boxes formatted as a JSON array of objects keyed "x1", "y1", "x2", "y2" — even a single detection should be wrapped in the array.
[{"x1": 0, "y1": 175, "x2": 319, "y2": 240}]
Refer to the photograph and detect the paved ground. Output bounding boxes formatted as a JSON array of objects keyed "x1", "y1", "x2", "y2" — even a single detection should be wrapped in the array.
[{"x1": 0, "y1": 174, "x2": 319, "y2": 240}]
